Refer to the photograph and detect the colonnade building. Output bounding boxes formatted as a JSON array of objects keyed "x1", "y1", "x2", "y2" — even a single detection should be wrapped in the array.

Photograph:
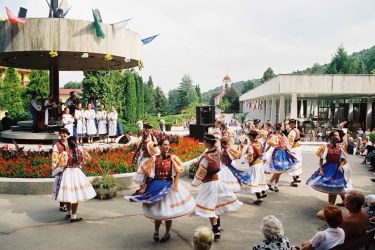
[{"x1": 239, "y1": 74, "x2": 375, "y2": 129}]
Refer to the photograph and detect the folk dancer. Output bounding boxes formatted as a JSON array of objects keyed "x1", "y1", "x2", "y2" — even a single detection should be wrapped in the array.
[
  {"x1": 265, "y1": 123, "x2": 298, "y2": 192},
  {"x1": 85, "y1": 103, "x2": 97, "y2": 144},
  {"x1": 127, "y1": 139, "x2": 196, "y2": 243},
  {"x1": 51, "y1": 128, "x2": 70, "y2": 213},
  {"x1": 96, "y1": 104, "x2": 108, "y2": 143},
  {"x1": 252, "y1": 119, "x2": 261, "y2": 133},
  {"x1": 260, "y1": 121, "x2": 274, "y2": 167},
  {"x1": 306, "y1": 131, "x2": 347, "y2": 205},
  {"x1": 74, "y1": 103, "x2": 86, "y2": 144},
  {"x1": 62, "y1": 107, "x2": 74, "y2": 136},
  {"x1": 243, "y1": 131, "x2": 268, "y2": 205},
  {"x1": 55, "y1": 136, "x2": 96, "y2": 222},
  {"x1": 218, "y1": 137, "x2": 250, "y2": 192},
  {"x1": 192, "y1": 133, "x2": 242, "y2": 240},
  {"x1": 287, "y1": 119, "x2": 303, "y2": 187},
  {"x1": 108, "y1": 106, "x2": 118, "y2": 143}
]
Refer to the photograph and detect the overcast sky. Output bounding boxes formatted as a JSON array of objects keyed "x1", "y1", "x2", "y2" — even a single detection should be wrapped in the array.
[{"x1": 2, "y1": 0, "x2": 375, "y2": 93}]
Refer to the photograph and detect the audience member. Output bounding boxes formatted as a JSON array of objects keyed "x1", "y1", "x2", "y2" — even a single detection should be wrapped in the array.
[
  {"x1": 193, "y1": 227, "x2": 214, "y2": 250},
  {"x1": 1, "y1": 112, "x2": 11, "y2": 131}
]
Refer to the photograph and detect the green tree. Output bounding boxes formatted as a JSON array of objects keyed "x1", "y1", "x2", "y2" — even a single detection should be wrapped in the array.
[
  {"x1": 222, "y1": 87, "x2": 240, "y2": 113},
  {"x1": 356, "y1": 59, "x2": 367, "y2": 74},
  {"x1": 0, "y1": 68, "x2": 24, "y2": 117},
  {"x1": 309, "y1": 63, "x2": 326, "y2": 74},
  {"x1": 124, "y1": 71, "x2": 137, "y2": 123},
  {"x1": 134, "y1": 72, "x2": 145, "y2": 118},
  {"x1": 63, "y1": 81, "x2": 82, "y2": 89},
  {"x1": 168, "y1": 89, "x2": 180, "y2": 114},
  {"x1": 177, "y1": 74, "x2": 198, "y2": 112},
  {"x1": 241, "y1": 80, "x2": 256, "y2": 94},
  {"x1": 154, "y1": 86, "x2": 168, "y2": 115},
  {"x1": 144, "y1": 76, "x2": 156, "y2": 115},
  {"x1": 22, "y1": 70, "x2": 49, "y2": 111},
  {"x1": 195, "y1": 84, "x2": 202, "y2": 102},
  {"x1": 218, "y1": 99, "x2": 230, "y2": 112},
  {"x1": 262, "y1": 67, "x2": 276, "y2": 82}
]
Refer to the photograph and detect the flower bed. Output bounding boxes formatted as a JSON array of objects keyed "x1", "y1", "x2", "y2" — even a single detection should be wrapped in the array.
[{"x1": 0, "y1": 136, "x2": 205, "y2": 178}]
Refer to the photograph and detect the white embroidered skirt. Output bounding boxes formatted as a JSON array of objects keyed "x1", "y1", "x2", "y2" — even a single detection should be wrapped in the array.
[
  {"x1": 195, "y1": 180, "x2": 242, "y2": 218},
  {"x1": 218, "y1": 165, "x2": 241, "y2": 193},
  {"x1": 289, "y1": 146, "x2": 303, "y2": 176},
  {"x1": 57, "y1": 168, "x2": 96, "y2": 203},
  {"x1": 244, "y1": 162, "x2": 268, "y2": 193}
]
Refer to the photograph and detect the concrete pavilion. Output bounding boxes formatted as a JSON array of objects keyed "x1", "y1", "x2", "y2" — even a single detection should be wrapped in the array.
[{"x1": 239, "y1": 74, "x2": 375, "y2": 129}]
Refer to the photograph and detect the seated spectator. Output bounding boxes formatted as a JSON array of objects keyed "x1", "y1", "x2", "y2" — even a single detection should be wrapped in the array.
[
  {"x1": 193, "y1": 227, "x2": 214, "y2": 250},
  {"x1": 341, "y1": 190, "x2": 368, "y2": 240},
  {"x1": 1, "y1": 112, "x2": 11, "y2": 131},
  {"x1": 364, "y1": 195, "x2": 375, "y2": 220},
  {"x1": 302, "y1": 205, "x2": 344, "y2": 250},
  {"x1": 347, "y1": 137, "x2": 354, "y2": 155},
  {"x1": 253, "y1": 215, "x2": 293, "y2": 250}
]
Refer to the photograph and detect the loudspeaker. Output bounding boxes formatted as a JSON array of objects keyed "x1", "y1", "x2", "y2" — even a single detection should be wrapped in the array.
[
  {"x1": 189, "y1": 124, "x2": 214, "y2": 141},
  {"x1": 118, "y1": 134, "x2": 131, "y2": 144},
  {"x1": 18, "y1": 7, "x2": 27, "y2": 18},
  {"x1": 196, "y1": 106, "x2": 215, "y2": 125}
]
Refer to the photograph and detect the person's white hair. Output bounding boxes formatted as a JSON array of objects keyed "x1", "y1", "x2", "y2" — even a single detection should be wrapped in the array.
[{"x1": 261, "y1": 215, "x2": 284, "y2": 240}]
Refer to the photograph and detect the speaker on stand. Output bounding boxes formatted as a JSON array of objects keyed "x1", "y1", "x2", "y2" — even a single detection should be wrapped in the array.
[{"x1": 189, "y1": 105, "x2": 216, "y2": 140}]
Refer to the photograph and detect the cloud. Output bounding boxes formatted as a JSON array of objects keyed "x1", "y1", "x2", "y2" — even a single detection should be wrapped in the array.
[{"x1": 2, "y1": 0, "x2": 375, "y2": 93}]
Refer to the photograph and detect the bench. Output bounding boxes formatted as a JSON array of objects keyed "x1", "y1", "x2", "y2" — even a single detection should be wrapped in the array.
[{"x1": 331, "y1": 227, "x2": 375, "y2": 250}]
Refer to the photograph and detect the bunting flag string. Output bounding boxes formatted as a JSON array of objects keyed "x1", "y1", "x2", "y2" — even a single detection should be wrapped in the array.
[
  {"x1": 5, "y1": 7, "x2": 26, "y2": 25},
  {"x1": 142, "y1": 34, "x2": 159, "y2": 45},
  {"x1": 111, "y1": 18, "x2": 132, "y2": 31}
]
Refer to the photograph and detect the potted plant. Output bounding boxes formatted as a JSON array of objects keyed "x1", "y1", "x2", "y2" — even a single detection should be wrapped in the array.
[
  {"x1": 91, "y1": 163, "x2": 118, "y2": 200},
  {"x1": 188, "y1": 162, "x2": 198, "y2": 179}
]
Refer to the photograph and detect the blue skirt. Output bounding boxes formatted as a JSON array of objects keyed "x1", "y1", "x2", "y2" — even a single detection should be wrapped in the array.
[
  {"x1": 226, "y1": 164, "x2": 251, "y2": 185},
  {"x1": 130, "y1": 179, "x2": 172, "y2": 204},
  {"x1": 269, "y1": 148, "x2": 298, "y2": 173},
  {"x1": 306, "y1": 162, "x2": 347, "y2": 194}
]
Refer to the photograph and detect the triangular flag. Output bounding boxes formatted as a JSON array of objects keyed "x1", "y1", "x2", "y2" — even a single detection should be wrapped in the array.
[
  {"x1": 63, "y1": 6, "x2": 71, "y2": 17},
  {"x1": 6, "y1": 7, "x2": 26, "y2": 25},
  {"x1": 92, "y1": 9, "x2": 105, "y2": 39},
  {"x1": 111, "y1": 18, "x2": 132, "y2": 31},
  {"x1": 58, "y1": 0, "x2": 69, "y2": 11},
  {"x1": 142, "y1": 34, "x2": 159, "y2": 45}
]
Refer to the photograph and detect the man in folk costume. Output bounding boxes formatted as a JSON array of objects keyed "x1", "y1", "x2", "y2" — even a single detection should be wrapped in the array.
[
  {"x1": 244, "y1": 130, "x2": 268, "y2": 205},
  {"x1": 127, "y1": 139, "x2": 196, "y2": 243},
  {"x1": 51, "y1": 128, "x2": 70, "y2": 213},
  {"x1": 192, "y1": 134, "x2": 242, "y2": 240},
  {"x1": 287, "y1": 119, "x2": 303, "y2": 187},
  {"x1": 132, "y1": 123, "x2": 160, "y2": 184},
  {"x1": 252, "y1": 119, "x2": 261, "y2": 132}
]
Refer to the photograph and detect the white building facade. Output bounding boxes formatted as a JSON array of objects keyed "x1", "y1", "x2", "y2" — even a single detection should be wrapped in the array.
[{"x1": 239, "y1": 74, "x2": 375, "y2": 129}]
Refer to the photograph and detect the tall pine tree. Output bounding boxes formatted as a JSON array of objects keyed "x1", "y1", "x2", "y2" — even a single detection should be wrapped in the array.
[
  {"x1": 124, "y1": 71, "x2": 137, "y2": 123},
  {"x1": 154, "y1": 86, "x2": 168, "y2": 116},
  {"x1": 177, "y1": 74, "x2": 198, "y2": 112},
  {"x1": 144, "y1": 76, "x2": 156, "y2": 115}
]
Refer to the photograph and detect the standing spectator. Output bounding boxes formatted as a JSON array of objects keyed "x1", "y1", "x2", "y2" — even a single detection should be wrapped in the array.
[
  {"x1": 301, "y1": 205, "x2": 344, "y2": 250},
  {"x1": 361, "y1": 136, "x2": 374, "y2": 164},
  {"x1": 74, "y1": 103, "x2": 86, "y2": 144},
  {"x1": 253, "y1": 215, "x2": 293, "y2": 250},
  {"x1": 96, "y1": 104, "x2": 108, "y2": 143},
  {"x1": 108, "y1": 106, "x2": 118, "y2": 143},
  {"x1": 87, "y1": 92, "x2": 98, "y2": 110},
  {"x1": 1, "y1": 112, "x2": 12, "y2": 131},
  {"x1": 62, "y1": 107, "x2": 74, "y2": 136},
  {"x1": 159, "y1": 118, "x2": 165, "y2": 132},
  {"x1": 346, "y1": 137, "x2": 354, "y2": 155},
  {"x1": 65, "y1": 91, "x2": 78, "y2": 116},
  {"x1": 85, "y1": 103, "x2": 97, "y2": 144},
  {"x1": 136, "y1": 119, "x2": 143, "y2": 131},
  {"x1": 193, "y1": 227, "x2": 214, "y2": 250}
]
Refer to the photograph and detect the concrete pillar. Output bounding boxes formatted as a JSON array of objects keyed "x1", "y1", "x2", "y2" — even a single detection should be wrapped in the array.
[
  {"x1": 299, "y1": 99, "x2": 305, "y2": 118},
  {"x1": 348, "y1": 99, "x2": 354, "y2": 121},
  {"x1": 290, "y1": 93, "x2": 298, "y2": 119},
  {"x1": 279, "y1": 95, "x2": 285, "y2": 122},
  {"x1": 366, "y1": 98, "x2": 373, "y2": 130},
  {"x1": 271, "y1": 96, "x2": 277, "y2": 124}
]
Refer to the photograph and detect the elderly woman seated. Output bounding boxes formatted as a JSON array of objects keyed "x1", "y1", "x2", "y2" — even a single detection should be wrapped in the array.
[
  {"x1": 253, "y1": 215, "x2": 293, "y2": 250},
  {"x1": 302, "y1": 205, "x2": 345, "y2": 250}
]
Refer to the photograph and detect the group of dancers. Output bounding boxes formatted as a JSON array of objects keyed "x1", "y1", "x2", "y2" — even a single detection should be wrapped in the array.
[{"x1": 49, "y1": 117, "x2": 352, "y2": 243}]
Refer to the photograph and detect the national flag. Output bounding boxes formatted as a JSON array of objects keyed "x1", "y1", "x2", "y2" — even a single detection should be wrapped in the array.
[
  {"x1": 142, "y1": 34, "x2": 159, "y2": 45},
  {"x1": 111, "y1": 18, "x2": 132, "y2": 31},
  {"x1": 92, "y1": 9, "x2": 105, "y2": 39},
  {"x1": 6, "y1": 7, "x2": 26, "y2": 25}
]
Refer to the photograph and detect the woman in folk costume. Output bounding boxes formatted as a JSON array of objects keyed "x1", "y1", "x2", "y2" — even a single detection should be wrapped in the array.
[
  {"x1": 51, "y1": 128, "x2": 70, "y2": 213},
  {"x1": 252, "y1": 119, "x2": 261, "y2": 132},
  {"x1": 74, "y1": 103, "x2": 86, "y2": 144},
  {"x1": 306, "y1": 131, "x2": 347, "y2": 205},
  {"x1": 132, "y1": 123, "x2": 160, "y2": 184},
  {"x1": 218, "y1": 137, "x2": 250, "y2": 192},
  {"x1": 62, "y1": 107, "x2": 74, "y2": 136},
  {"x1": 107, "y1": 105, "x2": 118, "y2": 143},
  {"x1": 192, "y1": 133, "x2": 243, "y2": 240},
  {"x1": 265, "y1": 123, "x2": 298, "y2": 192},
  {"x1": 85, "y1": 103, "x2": 97, "y2": 144},
  {"x1": 54, "y1": 135, "x2": 96, "y2": 222},
  {"x1": 127, "y1": 139, "x2": 196, "y2": 243},
  {"x1": 96, "y1": 104, "x2": 108, "y2": 143},
  {"x1": 243, "y1": 130, "x2": 268, "y2": 205},
  {"x1": 287, "y1": 119, "x2": 303, "y2": 187},
  {"x1": 260, "y1": 121, "x2": 274, "y2": 166},
  {"x1": 220, "y1": 123, "x2": 231, "y2": 140}
]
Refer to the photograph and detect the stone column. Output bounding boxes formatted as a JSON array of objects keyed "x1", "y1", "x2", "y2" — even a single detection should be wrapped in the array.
[
  {"x1": 366, "y1": 98, "x2": 373, "y2": 130},
  {"x1": 271, "y1": 96, "x2": 277, "y2": 124},
  {"x1": 290, "y1": 93, "x2": 298, "y2": 119},
  {"x1": 348, "y1": 99, "x2": 354, "y2": 121},
  {"x1": 279, "y1": 95, "x2": 285, "y2": 122}
]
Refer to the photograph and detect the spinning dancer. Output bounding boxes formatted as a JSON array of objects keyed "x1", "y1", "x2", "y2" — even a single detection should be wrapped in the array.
[{"x1": 287, "y1": 119, "x2": 303, "y2": 187}]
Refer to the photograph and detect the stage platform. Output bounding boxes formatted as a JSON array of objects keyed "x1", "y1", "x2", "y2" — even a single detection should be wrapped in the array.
[{"x1": 1, "y1": 130, "x2": 59, "y2": 141}]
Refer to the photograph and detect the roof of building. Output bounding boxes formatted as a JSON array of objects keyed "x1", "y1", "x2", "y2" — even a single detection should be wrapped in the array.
[
  {"x1": 59, "y1": 88, "x2": 82, "y2": 95},
  {"x1": 223, "y1": 74, "x2": 231, "y2": 82},
  {"x1": 239, "y1": 74, "x2": 375, "y2": 101}
]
